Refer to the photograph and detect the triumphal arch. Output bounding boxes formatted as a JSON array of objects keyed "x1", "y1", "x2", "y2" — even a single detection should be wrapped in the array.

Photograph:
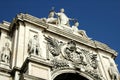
[{"x1": 0, "y1": 8, "x2": 119, "y2": 80}]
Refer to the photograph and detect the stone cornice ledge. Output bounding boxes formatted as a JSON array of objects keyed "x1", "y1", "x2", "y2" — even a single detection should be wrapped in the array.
[
  {"x1": 23, "y1": 74, "x2": 45, "y2": 80},
  {"x1": 0, "y1": 67, "x2": 11, "y2": 74},
  {"x1": 21, "y1": 56, "x2": 52, "y2": 73},
  {"x1": 94, "y1": 41, "x2": 117, "y2": 56},
  {"x1": 16, "y1": 13, "x2": 48, "y2": 29},
  {"x1": 0, "y1": 23, "x2": 10, "y2": 31}
]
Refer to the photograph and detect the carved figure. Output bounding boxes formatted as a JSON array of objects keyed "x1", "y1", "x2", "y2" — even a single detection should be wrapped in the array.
[
  {"x1": 108, "y1": 63, "x2": 119, "y2": 80},
  {"x1": 55, "y1": 8, "x2": 70, "y2": 26},
  {"x1": 72, "y1": 22, "x2": 89, "y2": 39},
  {"x1": 28, "y1": 35, "x2": 41, "y2": 56},
  {"x1": 76, "y1": 48, "x2": 87, "y2": 65},
  {"x1": 64, "y1": 40, "x2": 76, "y2": 60},
  {"x1": 1, "y1": 42, "x2": 11, "y2": 64},
  {"x1": 90, "y1": 54, "x2": 98, "y2": 69}
]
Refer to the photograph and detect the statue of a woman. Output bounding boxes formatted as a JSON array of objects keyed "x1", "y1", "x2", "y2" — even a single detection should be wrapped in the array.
[
  {"x1": 55, "y1": 8, "x2": 70, "y2": 26},
  {"x1": 1, "y1": 42, "x2": 11, "y2": 64}
]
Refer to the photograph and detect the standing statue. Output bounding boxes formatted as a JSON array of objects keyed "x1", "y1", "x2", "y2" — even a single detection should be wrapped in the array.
[
  {"x1": 28, "y1": 35, "x2": 41, "y2": 56},
  {"x1": 108, "y1": 63, "x2": 119, "y2": 80},
  {"x1": 1, "y1": 42, "x2": 11, "y2": 64},
  {"x1": 72, "y1": 21, "x2": 89, "y2": 39},
  {"x1": 55, "y1": 8, "x2": 70, "y2": 26}
]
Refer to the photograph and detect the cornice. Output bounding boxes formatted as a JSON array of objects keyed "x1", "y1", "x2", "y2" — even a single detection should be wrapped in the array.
[{"x1": 0, "y1": 23, "x2": 10, "y2": 31}]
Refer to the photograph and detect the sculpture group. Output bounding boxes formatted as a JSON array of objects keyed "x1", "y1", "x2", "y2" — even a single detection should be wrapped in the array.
[
  {"x1": 42, "y1": 8, "x2": 90, "y2": 39},
  {"x1": 45, "y1": 8, "x2": 70, "y2": 26}
]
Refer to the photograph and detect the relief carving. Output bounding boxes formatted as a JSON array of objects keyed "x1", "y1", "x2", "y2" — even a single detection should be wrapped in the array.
[
  {"x1": 90, "y1": 54, "x2": 98, "y2": 69},
  {"x1": 44, "y1": 35, "x2": 64, "y2": 57},
  {"x1": 63, "y1": 40, "x2": 87, "y2": 67},
  {"x1": 44, "y1": 37, "x2": 103, "y2": 79},
  {"x1": 51, "y1": 58, "x2": 69, "y2": 69},
  {"x1": 86, "y1": 70, "x2": 103, "y2": 80},
  {"x1": 63, "y1": 40, "x2": 76, "y2": 60}
]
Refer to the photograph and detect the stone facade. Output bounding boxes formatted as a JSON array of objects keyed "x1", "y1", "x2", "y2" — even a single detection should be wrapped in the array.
[{"x1": 0, "y1": 10, "x2": 120, "y2": 80}]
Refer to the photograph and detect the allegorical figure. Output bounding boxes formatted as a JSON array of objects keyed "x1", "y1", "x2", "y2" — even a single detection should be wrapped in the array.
[
  {"x1": 28, "y1": 35, "x2": 41, "y2": 56},
  {"x1": 46, "y1": 10, "x2": 57, "y2": 24},
  {"x1": 108, "y1": 63, "x2": 119, "y2": 80},
  {"x1": 55, "y1": 8, "x2": 70, "y2": 26},
  {"x1": 1, "y1": 42, "x2": 11, "y2": 64},
  {"x1": 72, "y1": 21, "x2": 89, "y2": 39}
]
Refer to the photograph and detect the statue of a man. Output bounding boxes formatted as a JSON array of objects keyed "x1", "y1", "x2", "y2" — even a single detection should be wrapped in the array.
[
  {"x1": 108, "y1": 63, "x2": 119, "y2": 80},
  {"x1": 72, "y1": 22, "x2": 89, "y2": 39},
  {"x1": 55, "y1": 8, "x2": 70, "y2": 26},
  {"x1": 1, "y1": 42, "x2": 11, "y2": 64},
  {"x1": 46, "y1": 10, "x2": 57, "y2": 24},
  {"x1": 28, "y1": 35, "x2": 41, "y2": 56}
]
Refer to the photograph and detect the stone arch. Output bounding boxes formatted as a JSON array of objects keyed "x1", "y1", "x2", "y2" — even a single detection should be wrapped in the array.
[{"x1": 52, "y1": 69, "x2": 94, "y2": 80}]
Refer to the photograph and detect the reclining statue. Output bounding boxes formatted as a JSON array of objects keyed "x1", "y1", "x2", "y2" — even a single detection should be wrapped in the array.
[{"x1": 72, "y1": 21, "x2": 89, "y2": 39}]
